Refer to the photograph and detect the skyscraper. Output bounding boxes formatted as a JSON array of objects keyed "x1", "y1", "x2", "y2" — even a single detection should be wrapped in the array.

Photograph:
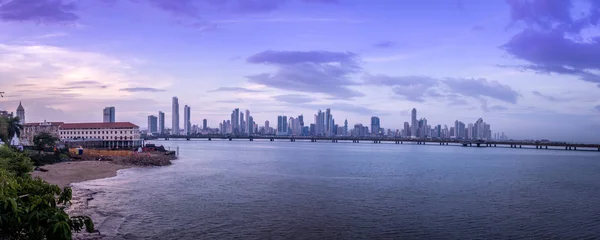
[
  {"x1": 248, "y1": 116, "x2": 254, "y2": 135},
  {"x1": 325, "y1": 108, "x2": 331, "y2": 136},
  {"x1": 16, "y1": 101, "x2": 24, "y2": 124},
  {"x1": 371, "y1": 116, "x2": 380, "y2": 135},
  {"x1": 172, "y1": 97, "x2": 179, "y2": 135},
  {"x1": 184, "y1": 105, "x2": 191, "y2": 135},
  {"x1": 403, "y1": 122, "x2": 410, "y2": 137},
  {"x1": 148, "y1": 115, "x2": 158, "y2": 133},
  {"x1": 344, "y1": 119, "x2": 348, "y2": 136},
  {"x1": 298, "y1": 115, "x2": 304, "y2": 129},
  {"x1": 158, "y1": 111, "x2": 165, "y2": 134},
  {"x1": 240, "y1": 112, "x2": 245, "y2": 134},
  {"x1": 411, "y1": 108, "x2": 417, "y2": 138},
  {"x1": 245, "y1": 109, "x2": 250, "y2": 134},
  {"x1": 277, "y1": 115, "x2": 288, "y2": 135},
  {"x1": 233, "y1": 108, "x2": 240, "y2": 134},
  {"x1": 202, "y1": 119, "x2": 207, "y2": 130},
  {"x1": 103, "y1": 106, "x2": 115, "y2": 123}
]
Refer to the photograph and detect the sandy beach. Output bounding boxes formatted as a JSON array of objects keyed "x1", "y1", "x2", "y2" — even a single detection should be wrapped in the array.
[{"x1": 32, "y1": 161, "x2": 132, "y2": 188}]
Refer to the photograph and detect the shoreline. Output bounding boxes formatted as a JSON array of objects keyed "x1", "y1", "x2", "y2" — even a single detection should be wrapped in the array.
[
  {"x1": 31, "y1": 151, "x2": 178, "y2": 239},
  {"x1": 32, "y1": 161, "x2": 133, "y2": 189}
]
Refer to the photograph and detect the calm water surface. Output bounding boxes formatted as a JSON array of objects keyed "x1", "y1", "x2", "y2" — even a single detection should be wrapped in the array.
[{"x1": 73, "y1": 140, "x2": 600, "y2": 239}]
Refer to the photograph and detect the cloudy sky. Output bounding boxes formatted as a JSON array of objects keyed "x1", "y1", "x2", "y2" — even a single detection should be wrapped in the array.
[{"x1": 1, "y1": 0, "x2": 599, "y2": 142}]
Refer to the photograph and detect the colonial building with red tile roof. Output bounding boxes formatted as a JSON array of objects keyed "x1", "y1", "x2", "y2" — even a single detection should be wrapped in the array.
[
  {"x1": 20, "y1": 121, "x2": 64, "y2": 146},
  {"x1": 59, "y1": 122, "x2": 142, "y2": 148}
]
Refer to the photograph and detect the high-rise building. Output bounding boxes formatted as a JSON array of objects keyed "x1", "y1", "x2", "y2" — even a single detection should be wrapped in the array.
[
  {"x1": 344, "y1": 119, "x2": 348, "y2": 136},
  {"x1": 245, "y1": 109, "x2": 250, "y2": 134},
  {"x1": 467, "y1": 123, "x2": 474, "y2": 139},
  {"x1": 172, "y1": 97, "x2": 179, "y2": 135},
  {"x1": 233, "y1": 108, "x2": 240, "y2": 134},
  {"x1": 248, "y1": 116, "x2": 254, "y2": 135},
  {"x1": 184, "y1": 105, "x2": 191, "y2": 135},
  {"x1": 202, "y1": 119, "x2": 207, "y2": 130},
  {"x1": 16, "y1": 101, "x2": 25, "y2": 124},
  {"x1": 158, "y1": 111, "x2": 165, "y2": 134},
  {"x1": 474, "y1": 118, "x2": 484, "y2": 139},
  {"x1": 103, "y1": 106, "x2": 115, "y2": 123},
  {"x1": 265, "y1": 120, "x2": 269, "y2": 129},
  {"x1": 240, "y1": 112, "x2": 245, "y2": 134},
  {"x1": 298, "y1": 115, "x2": 304, "y2": 129},
  {"x1": 148, "y1": 115, "x2": 158, "y2": 133},
  {"x1": 411, "y1": 108, "x2": 417, "y2": 138},
  {"x1": 325, "y1": 108, "x2": 331, "y2": 136},
  {"x1": 403, "y1": 122, "x2": 410, "y2": 137},
  {"x1": 277, "y1": 115, "x2": 288, "y2": 135},
  {"x1": 370, "y1": 116, "x2": 380, "y2": 135}
]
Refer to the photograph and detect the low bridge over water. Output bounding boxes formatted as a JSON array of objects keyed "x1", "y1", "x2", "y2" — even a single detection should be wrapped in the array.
[{"x1": 149, "y1": 135, "x2": 600, "y2": 152}]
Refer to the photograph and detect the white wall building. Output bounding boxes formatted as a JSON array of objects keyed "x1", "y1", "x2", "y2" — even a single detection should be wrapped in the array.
[{"x1": 59, "y1": 122, "x2": 142, "y2": 148}]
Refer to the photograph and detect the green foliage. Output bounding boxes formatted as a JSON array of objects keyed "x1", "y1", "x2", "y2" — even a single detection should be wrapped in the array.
[
  {"x1": 0, "y1": 117, "x2": 7, "y2": 143},
  {"x1": 33, "y1": 132, "x2": 60, "y2": 153},
  {"x1": 6, "y1": 117, "x2": 22, "y2": 140},
  {"x1": 0, "y1": 146, "x2": 94, "y2": 239}
]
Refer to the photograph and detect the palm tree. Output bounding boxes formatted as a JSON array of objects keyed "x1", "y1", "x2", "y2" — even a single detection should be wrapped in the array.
[{"x1": 7, "y1": 116, "x2": 23, "y2": 140}]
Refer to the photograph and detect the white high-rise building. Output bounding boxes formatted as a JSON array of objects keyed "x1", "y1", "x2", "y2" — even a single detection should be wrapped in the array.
[
  {"x1": 245, "y1": 109, "x2": 250, "y2": 134},
  {"x1": 172, "y1": 97, "x2": 179, "y2": 135},
  {"x1": 184, "y1": 105, "x2": 191, "y2": 135}
]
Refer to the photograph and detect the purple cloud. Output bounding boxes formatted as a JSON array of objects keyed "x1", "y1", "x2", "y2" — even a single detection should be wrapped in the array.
[
  {"x1": 502, "y1": 0, "x2": 600, "y2": 86},
  {"x1": 505, "y1": 0, "x2": 573, "y2": 30},
  {"x1": 595, "y1": 105, "x2": 600, "y2": 112},
  {"x1": 502, "y1": 29, "x2": 600, "y2": 85},
  {"x1": 489, "y1": 105, "x2": 508, "y2": 111},
  {"x1": 531, "y1": 90, "x2": 573, "y2": 102},
  {"x1": 247, "y1": 50, "x2": 359, "y2": 66},
  {"x1": 120, "y1": 87, "x2": 165, "y2": 92},
  {"x1": 0, "y1": 0, "x2": 78, "y2": 23},
  {"x1": 444, "y1": 78, "x2": 520, "y2": 103},
  {"x1": 373, "y1": 41, "x2": 396, "y2": 48},
  {"x1": 246, "y1": 50, "x2": 363, "y2": 99},
  {"x1": 273, "y1": 94, "x2": 314, "y2": 104},
  {"x1": 208, "y1": 87, "x2": 263, "y2": 93},
  {"x1": 0, "y1": 0, "x2": 338, "y2": 24},
  {"x1": 363, "y1": 74, "x2": 437, "y2": 102}
]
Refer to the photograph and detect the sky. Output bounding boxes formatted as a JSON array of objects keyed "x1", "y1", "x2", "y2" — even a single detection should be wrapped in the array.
[{"x1": 0, "y1": 0, "x2": 600, "y2": 143}]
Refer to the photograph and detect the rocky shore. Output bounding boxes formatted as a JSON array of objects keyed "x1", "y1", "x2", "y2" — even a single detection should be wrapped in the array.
[{"x1": 31, "y1": 151, "x2": 178, "y2": 239}]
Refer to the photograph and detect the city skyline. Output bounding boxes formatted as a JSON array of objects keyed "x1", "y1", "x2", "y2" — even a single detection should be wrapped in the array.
[{"x1": 1, "y1": 0, "x2": 600, "y2": 142}]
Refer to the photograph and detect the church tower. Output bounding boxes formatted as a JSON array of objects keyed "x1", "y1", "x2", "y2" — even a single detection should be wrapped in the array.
[{"x1": 16, "y1": 101, "x2": 25, "y2": 124}]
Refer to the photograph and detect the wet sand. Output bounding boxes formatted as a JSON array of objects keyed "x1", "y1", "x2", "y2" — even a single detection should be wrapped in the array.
[{"x1": 32, "y1": 161, "x2": 132, "y2": 188}]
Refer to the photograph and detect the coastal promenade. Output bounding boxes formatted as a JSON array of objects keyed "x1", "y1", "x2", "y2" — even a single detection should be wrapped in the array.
[{"x1": 151, "y1": 135, "x2": 600, "y2": 151}]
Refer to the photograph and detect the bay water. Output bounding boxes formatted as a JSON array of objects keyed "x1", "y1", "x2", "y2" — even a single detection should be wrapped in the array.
[{"x1": 73, "y1": 140, "x2": 600, "y2": 239}]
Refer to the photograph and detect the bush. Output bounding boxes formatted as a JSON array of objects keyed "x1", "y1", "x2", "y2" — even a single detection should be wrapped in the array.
[
  {"x1": 0, "y1": 146, "x2": 94, "y2": 239},
  {"x1": 28, "y1": 153, "x2": 61, "y2": 166}
]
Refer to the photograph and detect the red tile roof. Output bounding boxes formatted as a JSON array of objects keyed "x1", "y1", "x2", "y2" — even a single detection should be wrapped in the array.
[
  {"x1": 23, "y1": 122, "x2": 64, "y2": 127},
  {"x1": 60, "y1": 122, "x2": 139, "y2": 129}
]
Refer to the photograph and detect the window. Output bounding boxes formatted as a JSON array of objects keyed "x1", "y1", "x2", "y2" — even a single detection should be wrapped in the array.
[{"x1": 120, "y1": 131, "x2": 123, "y2": 134}]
